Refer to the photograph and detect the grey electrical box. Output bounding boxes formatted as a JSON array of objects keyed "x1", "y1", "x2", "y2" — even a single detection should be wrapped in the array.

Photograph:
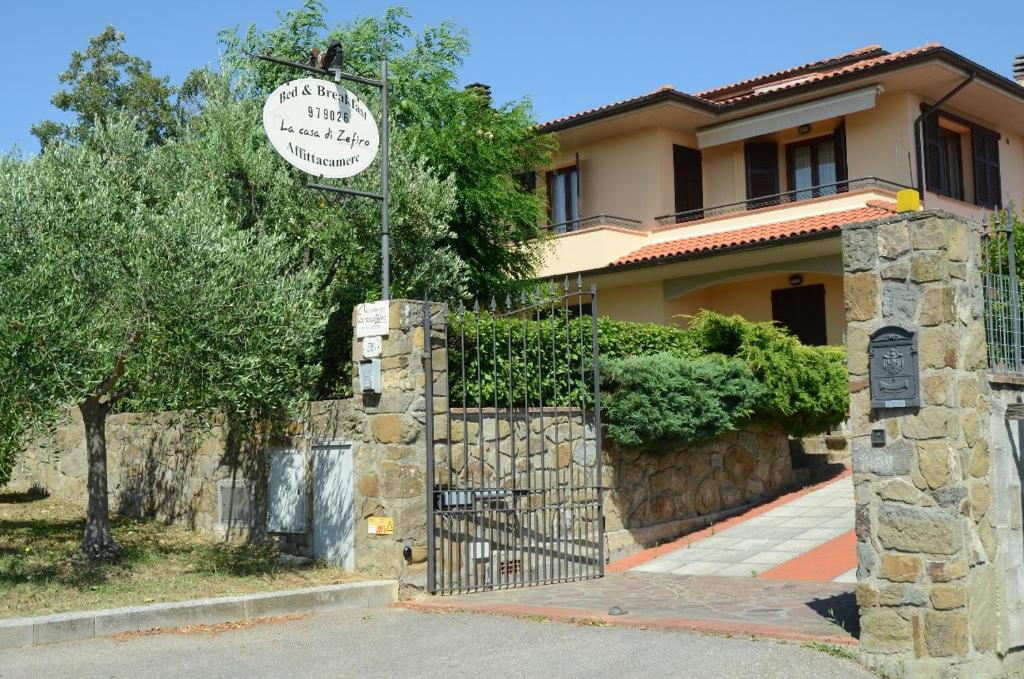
[
  {"x1": 869, "y1": 326, "x2": 920, "y2": 409},
  {"x1": 359, "y1": 358, "x2": 382, "y2": 394},
  {"x1": 267, "y1": 448, "x2": 306, "y2": 533}
]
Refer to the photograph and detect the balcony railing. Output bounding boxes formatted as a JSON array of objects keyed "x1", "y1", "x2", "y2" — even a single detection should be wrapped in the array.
[
  {"x1": 545, "y1": 214, "x2": 642, "y2": 234},
  {"x1": 654, "y1": 177, "x2": 913, "y2": 226}
]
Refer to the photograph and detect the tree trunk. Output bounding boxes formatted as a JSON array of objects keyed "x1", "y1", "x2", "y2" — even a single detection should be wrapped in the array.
[{"x1": 79, "y1": 397, "x2": 122, "y2": 560}]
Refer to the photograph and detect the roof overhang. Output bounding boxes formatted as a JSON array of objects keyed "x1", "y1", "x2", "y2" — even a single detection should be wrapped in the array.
[
  {"x1": 538, "y1": 48, "x2": 1024, "y2": 139},
  {"x1": 696, "y1": 85, "x2": 881, "y2": 148}
]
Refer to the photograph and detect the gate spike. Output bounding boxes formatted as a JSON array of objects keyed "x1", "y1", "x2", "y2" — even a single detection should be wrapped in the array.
[
  {"x1": 489, "y1": 297, "x2": 497, "y2": 312},
  {"x1": 563, "y1": 276, "x2": 570, "y2": 293},
  {"x1": 577, "y1": 272, "x2": 583, "y2": 291},
  {"x1": 505, "y1": 293, "x2": 512, "y2": 310},
  {"x1": 520, "y1": 290, "x2": 527, "y2": 306},
  {"x1": 457, "y1": 301, "x2": 465, "y2": 315},
  {"x1": 473, "y1": 299, "x2": 480, "y2": 313}
]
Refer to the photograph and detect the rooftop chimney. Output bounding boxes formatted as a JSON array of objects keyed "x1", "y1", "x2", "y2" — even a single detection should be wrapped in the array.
[
  {"x1": 465, "y1": 82, "x2": 492, "y2": 104},
  {"x1": 1015, "y1": 54, "x2": 1024, "y2": 86}
]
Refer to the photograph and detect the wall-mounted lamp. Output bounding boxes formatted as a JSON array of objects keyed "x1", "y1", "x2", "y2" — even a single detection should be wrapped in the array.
[
  {"x1": 797, "y1": 124, "x2": 812, "y2": 135},
  {"x1": 789, "y1": 274, "x2": 804, "y2": 286}
]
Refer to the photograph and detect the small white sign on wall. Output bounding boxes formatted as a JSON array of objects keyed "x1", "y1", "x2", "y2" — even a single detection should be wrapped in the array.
[
  {"x1": 355, "y1": 301, "x2": 389, "y2": 338},
  {"x1": 362, "y1": 335, "x2": 383, "y2": 358}
]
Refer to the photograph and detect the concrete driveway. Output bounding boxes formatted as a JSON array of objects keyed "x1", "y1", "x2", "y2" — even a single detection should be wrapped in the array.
[{"x1": 0, "y1": 606, "x2": 873, "y2": 679}]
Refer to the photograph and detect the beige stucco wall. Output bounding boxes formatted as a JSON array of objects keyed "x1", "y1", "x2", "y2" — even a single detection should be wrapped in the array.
[
  {"x1": 845, "y1": 91, "x2": 918, "y2": 188},
  {"x1": 599, "y1": 280, "x2": 666, "y2": 324},
  {"x1": 665, "y1": 273, "x2": 845, "y2": 345}
]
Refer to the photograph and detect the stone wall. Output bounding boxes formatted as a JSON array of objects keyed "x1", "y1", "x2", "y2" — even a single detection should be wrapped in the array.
[{"x1": 845, "y1": 209, "x2": 1024, "y2": 677}]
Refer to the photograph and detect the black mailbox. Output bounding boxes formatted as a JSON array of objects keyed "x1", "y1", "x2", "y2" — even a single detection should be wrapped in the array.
[{"x1": 869, "y1": 326, "x2": 920, "y2": 409}]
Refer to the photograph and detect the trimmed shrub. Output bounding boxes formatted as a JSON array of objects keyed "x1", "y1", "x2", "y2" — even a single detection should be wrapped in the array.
[
  {"x1": 601, "y1": 353, "x2": 763, "y2": 448},
  {"x1": 683, "y1": 312, "x2": 849, "y2": 437}
]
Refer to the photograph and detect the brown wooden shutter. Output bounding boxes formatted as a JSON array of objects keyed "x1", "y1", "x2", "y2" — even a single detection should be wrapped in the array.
[
  {"x1": 834, "y1": 121, "x2": 849, "y2": 191},
  {"x1": 771, "y1": 284, "x2": 827, "y2": 346},
  {"x1": 923, "y1": 115, "x2": 943, "y2": 193},
  {"x1": 745, "y1": 141, "x2": 779, "y2": 204},
  {"x1": 972, "y1": 128, "x2": 1002, "y2": 209},
  {"x1": 673, "y1": 145, "x2": 703, "y2": 217}
]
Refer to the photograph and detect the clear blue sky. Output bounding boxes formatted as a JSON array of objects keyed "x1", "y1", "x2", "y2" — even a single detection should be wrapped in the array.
[{"x1": 2, "y1": 1, "x2": 1022, "y2": 154}]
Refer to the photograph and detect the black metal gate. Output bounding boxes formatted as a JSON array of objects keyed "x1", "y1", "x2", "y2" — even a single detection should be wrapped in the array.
[{"x1": 423, "y1": 279, "x2": 604, "y2": 594}]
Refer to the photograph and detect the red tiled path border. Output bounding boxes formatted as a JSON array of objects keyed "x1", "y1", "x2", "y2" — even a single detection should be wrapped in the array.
[
  {"x1": 760, "y1": 530, "x2": 857, "y2": 582},
  {"x1": 607, "y1": 468, "x2": 853, "y2": 573}
]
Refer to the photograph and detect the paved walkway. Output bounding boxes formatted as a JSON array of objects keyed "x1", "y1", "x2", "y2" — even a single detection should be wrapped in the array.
[
  {"x1": 407, "y1": 571, "x2": 858, "y2": 644},
  {"x1": 630, "y1": 474, "x2": 856, "y2": 582}
]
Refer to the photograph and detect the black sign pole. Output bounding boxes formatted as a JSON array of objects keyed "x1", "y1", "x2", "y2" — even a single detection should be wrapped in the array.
[{"x1": 380, "y1": 56, "x2": 390, "y2": 301}]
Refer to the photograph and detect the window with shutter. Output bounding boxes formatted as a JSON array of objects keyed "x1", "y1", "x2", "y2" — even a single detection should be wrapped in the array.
[
  {"x1": 546, "y1": 166, "x2": 579, "y2": 231},
  {"x1": 923, "y1": 114, "x2": 943, "y2": 194},
  {"x1": 834, "y1": 121, "x2": 849, "y2": 191},
  {"x1": 972, "y1": 128, "x2": 1002, "y2": 209},
  {"x1": 745, "y1": 141, "x2": 779, "y2": 208},
  {"x1": 673, "y1": 145, "x2": 703, "y2": 221}
]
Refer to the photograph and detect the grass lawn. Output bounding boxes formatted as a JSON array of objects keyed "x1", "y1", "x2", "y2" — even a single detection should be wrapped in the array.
[{"x1": 0, "y1": 490, "x2": 366, "y2": 618}]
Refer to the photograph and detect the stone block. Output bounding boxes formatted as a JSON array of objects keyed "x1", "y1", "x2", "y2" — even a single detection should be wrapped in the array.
[
  {"x1": 856, "y1": 582, "x2": 879, "y2": 607},
  {"x1": 845, "y1": 273, "x2": 880, "y2": 322},
  {"x1": 920, "y1": 372, "x2": 950, "y2": 406},
  {"x1": 0, "y1": 618, "x2": 34, "y2": 649},
  {"x1": 901, "y1": 409, "x2": 957, "y2": 440},
  {"x1": 969, "y1": 481, "x2": 992, "y2": 519},
  {"x1": 846, "y1": 324, "x2": 870, "y2": 375},
  {"x1": 861, "y1": 608, "x2": 914, "y2": 653},
  {"x1": 878, "y1": 221, "x2": 911, "y2": 259},
  {"x1": 185, "y1": 598, "x2": 247, "y2": 626},
  {"x1": 968, "y1": 567, "x2": 998, "y2": 652},
  {"x1": 371, "y1": 415, "x2": 402, "y2": 444},
  {"x1": 881, "y1": 554, "x2": 923, "y2": 583},
  {"x1": 910, "y1": 252, "x2": 946, "y2": 283},
  {"x1": 930, "y1": 584, "x2": 966, "y2": 610},
  {"x1": 879, "y1": 478, "x2": 923, "y2": 504},
  {"x1": 881, "y1": 281, "x2": 921, "y2": 324},
  {"x1": 844, "y1": 226, "x2": 879, "y2": 271},
  {"x1": 94, "y1": 603, "x2": 190, "y2": 636},
  {"x1": 918, "y1": 286, "x2": 956, "y2": 327},
  {"x1": 877, "y1": 502, "x2": 964, "y2": 555},
  {"x1": 948, "y1": 223, "x2": 969, "y2": 262},
  {"x1": 924, "y1": 610, "x2": 968, "y2": 658},
  {"x1": 930, "y1": 486, "x2": 966, "y2": 509},
  {"x1": 244, "y1": 590, "x2": 318, "y2": 618},
  {"x1": 919, "y1": 327, "x2": 958, "y2": 369},
  {"x1": 878, "y1": 583, "x2": 927, "y2": 606},
  {"x1": 910, "y1": 217, "x2": 950, "y2": 251},
  {"x1": 969, "y1": 440, "x2": 990, "y2": 478},
  {"x1": 928, "y1": 559, "x2": 967, "y2": 583},
  {"x1": 917, "y1": 441, "x2": 951, "y2": 489},
  {"x1": 853, "y1": 438, "x2": 913, "y2": 476},
  {"x1": 33, "y1": 613, "x2": 95, "y2": 645}
]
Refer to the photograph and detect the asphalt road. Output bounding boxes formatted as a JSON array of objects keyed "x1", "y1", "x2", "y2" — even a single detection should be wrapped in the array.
[{"x1": 0, "y1": 607, "x2": 874, "y2": 679}]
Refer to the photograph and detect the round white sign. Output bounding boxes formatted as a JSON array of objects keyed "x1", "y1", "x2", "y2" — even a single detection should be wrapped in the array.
[{"x1": 262, "y1": 78, "x2": 380, "y2": 179}]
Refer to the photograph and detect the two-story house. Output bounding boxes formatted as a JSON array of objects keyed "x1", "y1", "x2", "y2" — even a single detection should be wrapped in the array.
[{"x1": 534, "y1": 44, "x2": 1024, "y2": 346}]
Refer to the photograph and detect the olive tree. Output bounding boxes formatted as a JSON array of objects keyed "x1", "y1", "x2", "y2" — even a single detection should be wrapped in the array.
[{"x1": 0, "y1": 121, "x2": 325, "y2": 558}]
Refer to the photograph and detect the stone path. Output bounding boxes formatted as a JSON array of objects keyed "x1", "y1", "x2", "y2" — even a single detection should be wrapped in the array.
[
  {"x1": 406, "y1": 571, "x2": 858, "y2": 644},
  {"x1": 631, "y1": 473, "x2": 856, "y2": 582}
]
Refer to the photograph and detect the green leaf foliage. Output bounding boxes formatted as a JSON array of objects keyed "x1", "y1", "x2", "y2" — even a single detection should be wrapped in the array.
[
  {"x1": 601, "y1": 354, "x2": 763, "y2": 449},
  {"x1": 447, "y1": 309, "x2": 848, "y2": 448},
  {"x1": 0, "y1": 119, "x2": 326, "y2": 480},
  {"x1": 682, "y1": 312, "x2": 850, "y2": 437}
]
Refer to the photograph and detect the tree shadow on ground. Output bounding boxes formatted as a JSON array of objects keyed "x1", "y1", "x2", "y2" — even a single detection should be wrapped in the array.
[{"x1": 806, "y1": 590, "x2": 860, "y2": 638}]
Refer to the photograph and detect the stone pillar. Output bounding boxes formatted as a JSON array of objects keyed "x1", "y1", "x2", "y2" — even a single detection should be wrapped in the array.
[
  {"x1": 348, "y1": 300, "x2": 445, "y2": 581},
  {"x1": 844, "y1": 210, "x2": 1006, "y2": 677}
]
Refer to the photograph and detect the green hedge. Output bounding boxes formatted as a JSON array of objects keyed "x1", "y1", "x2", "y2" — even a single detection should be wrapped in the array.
[
  {"x1": 601, "y1": 353, "x2": 763, "y2": 448},
  {"x1": 448, "y1": 310, "x2": 849, "y2": 447}
]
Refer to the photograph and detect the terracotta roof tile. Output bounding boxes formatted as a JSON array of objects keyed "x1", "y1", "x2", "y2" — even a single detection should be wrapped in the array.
[
  {"x1": 610, "y1": 203, "x2": 898, "y2": 268},
  {"x1": 695, "y1": 45, "x2": 887, "y2": 101},
  {"x1": 702, "y1": 43, "x2": 942, "y2": 104},
  {"x1": 538, "y1": 43, "x2": 943, "y2": 129}
]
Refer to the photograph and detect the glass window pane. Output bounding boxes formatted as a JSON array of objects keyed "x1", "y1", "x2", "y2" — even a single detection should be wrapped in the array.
[
  {"x1": 817, "y1": 141, "x2": 836, "y2": 195},
  {"x1": 567, "y1": 169, "x2": 579, "y2": 224},
  {"x1": 550, "y1": 173, "x2": 566, "y2": 231},
  {"x1": 792, "y1": 145, "x2": 813, "y2": 199}
]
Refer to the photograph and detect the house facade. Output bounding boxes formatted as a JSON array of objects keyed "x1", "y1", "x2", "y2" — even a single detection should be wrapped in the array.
[{"x1": 534, "y1": 44, "x2": 1024, "y2": 346}]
